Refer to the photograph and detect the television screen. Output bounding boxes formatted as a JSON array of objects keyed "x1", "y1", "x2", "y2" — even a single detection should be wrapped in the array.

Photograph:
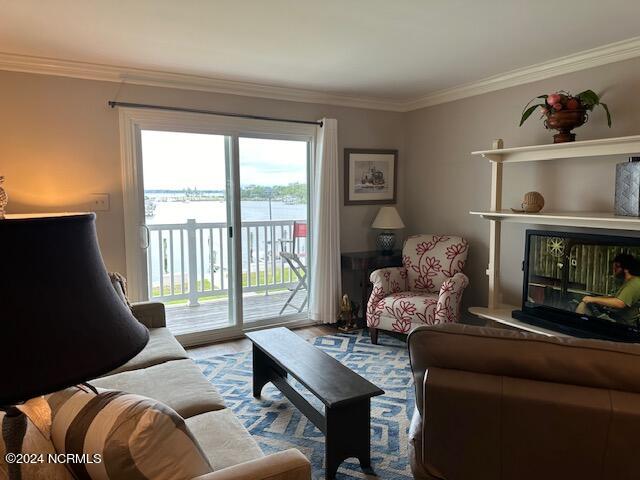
[{"x1": 523, "y1": 231, "x2": 640, "y2": 338}]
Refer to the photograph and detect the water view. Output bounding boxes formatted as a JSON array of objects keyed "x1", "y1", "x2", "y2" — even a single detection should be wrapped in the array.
[
  {"x1": 140, "y1": 131, "x2": 309, "y2": 316},
  {"x1": 145, "y1": 195, "x2": 306, "y2": 225},
  {"x1": 145, "y1": 194, "x2": 307, "y2": 294}
]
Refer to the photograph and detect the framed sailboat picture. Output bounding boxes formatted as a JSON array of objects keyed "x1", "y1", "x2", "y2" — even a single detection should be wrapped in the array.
[{"x1": 344, "y1": 148, "x2": 398, "y2": 205}]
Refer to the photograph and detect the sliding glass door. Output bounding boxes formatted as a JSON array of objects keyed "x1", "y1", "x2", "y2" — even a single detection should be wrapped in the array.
[
  {"x1": 238, "y1": 137, "x2": 309, "y2": 325},
  {"x1": 120, "y1": 108, "x2": 315, "y2": 343},
  {"x1": 140, "y1": 130, "x2": 234, "y2": 336}
]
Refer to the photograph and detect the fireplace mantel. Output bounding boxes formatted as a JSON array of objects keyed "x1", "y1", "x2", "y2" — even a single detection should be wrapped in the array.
[{"x1": 469, "y1": 134, "x2": 640, "y2": 329}]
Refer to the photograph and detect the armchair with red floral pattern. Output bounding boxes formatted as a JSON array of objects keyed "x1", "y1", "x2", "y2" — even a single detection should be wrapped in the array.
[{"x1": 366, "y1": 234, "x2": 469, "y2": 344}]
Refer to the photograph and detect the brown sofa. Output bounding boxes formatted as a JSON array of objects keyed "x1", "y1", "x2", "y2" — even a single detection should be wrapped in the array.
[
  {"x1": 1, "y1": 301, "x2": 311, "y2": 480},
  {"x1": 407, "y1": 323, "x2": 640, "y2": 480}
]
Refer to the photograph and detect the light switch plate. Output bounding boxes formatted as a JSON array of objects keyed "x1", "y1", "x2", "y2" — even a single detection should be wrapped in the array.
[{"x1": 89, "y1": 193, "x2": 110, "y2": 211}]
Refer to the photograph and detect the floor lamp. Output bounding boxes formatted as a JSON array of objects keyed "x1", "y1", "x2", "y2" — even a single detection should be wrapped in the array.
[{"x1": 0, "y1": 213, "x2": 149, "y2": 480}]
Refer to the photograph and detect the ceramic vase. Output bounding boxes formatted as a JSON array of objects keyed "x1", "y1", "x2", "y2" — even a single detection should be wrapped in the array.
[{"x1": 544, "y1": 109, "x2": 588, "y2": 143}]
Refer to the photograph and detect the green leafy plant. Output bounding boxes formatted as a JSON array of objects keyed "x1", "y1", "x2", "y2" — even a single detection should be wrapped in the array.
[{"x1": 519, "y1": 90, "x2": 611, "y2": 127}]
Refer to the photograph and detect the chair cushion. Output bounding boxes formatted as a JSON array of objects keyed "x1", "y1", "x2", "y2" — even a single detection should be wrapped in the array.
[
  {"x1": 104, "y1": 327, "x2": 189, "y2": 375},
  {"x1": 185, "y1": 409, "x2": 264, "y2": 470},
  {"x1": 403, "y1": 235, "x2": 468, "y2": 293},
  {"x1": 92, "y1": 359, "x2": 225, "y2": 418},
  {"x1": 47, "y1": 387, "x2": 212, "y2": 480},
  {"x1": 368, "y1": 291, "x2": 439, "y2": 334}
]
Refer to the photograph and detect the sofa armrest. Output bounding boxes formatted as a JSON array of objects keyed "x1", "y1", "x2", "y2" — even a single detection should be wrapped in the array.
[
  {"x1": 193, "y1": 449, "x2": 310, "y2": 480},
  {"x1": 434, "y1": 272, "x2": 469, "y2": 324},
  {"x1": 131, "y1": 301, "x2": 166, "y2": 328},
  {"x1": 369, "y1": 266, "x2": 407, "y2": 295},
  {"x1": 367, "y1": 267, "x2": 408, "y2": 327}
]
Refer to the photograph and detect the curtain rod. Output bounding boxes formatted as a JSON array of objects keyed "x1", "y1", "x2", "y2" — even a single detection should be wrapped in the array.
[{"x1": 107, "y1": 101, "x2": 323, "y2": 127}]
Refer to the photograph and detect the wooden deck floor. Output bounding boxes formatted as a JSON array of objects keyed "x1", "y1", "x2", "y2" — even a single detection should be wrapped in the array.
[{"x1": 166, "y1": 290, "x2": 305, "y2": 335}]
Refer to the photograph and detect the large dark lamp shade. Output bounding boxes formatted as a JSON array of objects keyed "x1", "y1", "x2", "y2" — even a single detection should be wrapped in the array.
[{"x1": 0, "y1": 213, "x2": 149, "y2": 405}]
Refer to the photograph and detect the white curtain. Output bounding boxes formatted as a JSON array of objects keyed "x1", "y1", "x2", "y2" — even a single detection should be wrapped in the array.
[{"x1": 310, "y1": 118, "x2": 341, "y2": 324}]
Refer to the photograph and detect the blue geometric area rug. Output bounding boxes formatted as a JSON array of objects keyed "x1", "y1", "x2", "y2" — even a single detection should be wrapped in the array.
[{"x1": 195, "y1": 330, "x2": 414, "y2": 480}]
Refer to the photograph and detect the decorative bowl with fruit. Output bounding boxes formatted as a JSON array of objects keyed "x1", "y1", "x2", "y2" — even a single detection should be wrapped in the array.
[{"x1": 519, "y1": 90, "x2": 611, "y2": 143}]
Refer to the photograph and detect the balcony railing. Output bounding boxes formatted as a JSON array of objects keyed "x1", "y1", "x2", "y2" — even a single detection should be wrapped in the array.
[{"x1": 146, "y1": 219, "x2": 305, "y2": 306}]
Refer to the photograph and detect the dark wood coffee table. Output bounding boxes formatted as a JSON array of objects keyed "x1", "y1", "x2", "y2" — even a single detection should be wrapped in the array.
[{"x1": 246, "y1": 327, "x2": 384, "y2": 479}]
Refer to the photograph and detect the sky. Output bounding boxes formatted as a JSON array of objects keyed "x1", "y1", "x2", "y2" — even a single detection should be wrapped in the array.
[{"x1": 141, "y1": 130, "x2": 307, "y2": 190}]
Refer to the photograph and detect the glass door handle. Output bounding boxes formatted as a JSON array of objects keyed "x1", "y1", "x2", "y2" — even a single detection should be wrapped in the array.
[{"x1": 140, "y1": 225, "x2": 150, "y2": 249}]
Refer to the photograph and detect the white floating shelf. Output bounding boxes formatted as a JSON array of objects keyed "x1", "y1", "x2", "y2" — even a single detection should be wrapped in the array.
[
  {"x1": 469, "y1": 210, "x2": 640, "y2": 231},
  {"x1": 469, "y1": 306, "x2": 570, "y2": 337},
  {"x1": 472, "y1": 134, "x2": 640, "y2": 163}
]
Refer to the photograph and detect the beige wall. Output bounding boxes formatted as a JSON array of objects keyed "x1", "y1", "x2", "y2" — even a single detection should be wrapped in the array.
[
  {"x1": 406, "y1": 56, "x2": 640, "y2": 312},
  {"x1": 3, "y1": 55, "x2": 639, "y2": 307},
  {"x1": 0, "y1": 71, "x2": 406, "y2": 274}
]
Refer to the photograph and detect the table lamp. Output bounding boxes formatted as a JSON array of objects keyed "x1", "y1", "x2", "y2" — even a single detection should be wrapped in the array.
[
  {"x1": 371, "y1": 206, "x2": 405, "y2": 254},
  {"x1": 0, "y1": 213, "x2": 149, "y2": 480}
]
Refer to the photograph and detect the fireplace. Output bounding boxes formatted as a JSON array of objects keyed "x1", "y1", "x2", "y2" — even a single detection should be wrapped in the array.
[{"x1": 513, "y1": 229, "x2": 640, "y2": 342}]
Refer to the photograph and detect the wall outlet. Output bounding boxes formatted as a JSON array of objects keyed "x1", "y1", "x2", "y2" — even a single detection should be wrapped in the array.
[{"x1": 89, "y1": 193, "x2": 110, "y2": 211}]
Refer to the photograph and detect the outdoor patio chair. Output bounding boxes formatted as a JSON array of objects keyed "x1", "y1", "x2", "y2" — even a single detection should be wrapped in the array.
[
  {"x1": 279, "y1": 221, "x2": 308, "y2": 314},
  {"x1": 279, "y1": 251, "x2": 308, "y2": 314},
  {"x1": 279, "y1": 221, "x2": 307, "y2": 255}
]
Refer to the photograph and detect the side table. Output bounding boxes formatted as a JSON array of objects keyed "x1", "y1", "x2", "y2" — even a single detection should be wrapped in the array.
[{"x1": 340, "y1": 250, "x2": 403, "y2": 326}]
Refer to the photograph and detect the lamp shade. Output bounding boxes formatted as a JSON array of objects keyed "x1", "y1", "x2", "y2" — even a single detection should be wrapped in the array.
[
  {"x1": 371, "y1": 206, "x2": 405, "y2": 229},
  {"x1": 0, "y1": 213, "x2": 149, "y2": 405}
]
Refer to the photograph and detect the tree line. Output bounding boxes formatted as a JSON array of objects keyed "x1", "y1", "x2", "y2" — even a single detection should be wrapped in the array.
[
  {"x1": 146, "y1": 183, "x2": 307, "y2": 203},
  {"x1": 240, "y1": 183, "x2": 307, "y2": 203}
]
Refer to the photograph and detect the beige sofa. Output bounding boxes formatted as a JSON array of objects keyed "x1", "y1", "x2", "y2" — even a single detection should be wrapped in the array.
[
  {"x1": 1, "y1": 301, "x2": 310, "y2": 480},
  {"x1": 407, "y1": 323, "x2": 640, "y2": 480},
  {"x1": 97, "y1": 301, "x2": 311, "y2": 480}
]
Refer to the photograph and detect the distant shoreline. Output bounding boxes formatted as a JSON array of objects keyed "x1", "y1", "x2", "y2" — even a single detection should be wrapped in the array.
[{"x1": 145, "y1": 195, "x2": 304, "y2": 204}]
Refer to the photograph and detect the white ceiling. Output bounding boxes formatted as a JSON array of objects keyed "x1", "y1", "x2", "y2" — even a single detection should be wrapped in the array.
[{"x1": 1, "y1": 0, "x2": 639, "y2": 105}]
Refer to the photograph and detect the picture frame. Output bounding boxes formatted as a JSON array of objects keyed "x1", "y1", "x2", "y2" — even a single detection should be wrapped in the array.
[{"x1": 344, "y1": 148, "x2": 398, "y2": 205}]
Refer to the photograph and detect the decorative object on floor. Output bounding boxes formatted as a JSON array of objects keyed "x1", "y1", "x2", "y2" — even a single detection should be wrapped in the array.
[
  {"x1": 372, "y1": 206, "x2": 405, "y2": 254},
  {"x1": 196, "y1": 330, "x2": 413, "y2": 480},
  {"x1": 344, "y1": 148, "x2": 398, "y2": 205},
  {"x1": 0, "y1": 213, "x2": 149, "y2": 480},
  {"x1": 367, "y1": 234, "x2": 469, "y2": 344},
  {"x1": 247, "y1": 328, "x2": 384, "y2": 480},
  {"x1": 615, "y1": 157, "x2": 640, "y2": 216},
  {"x1": 510, "y1": 191, "x2": 545, "y2": 213},
  {"x1": 519, "y1": 90, "x2": 612, "y2": 143},
  {"x1": 0, "y1": 176, "x2": 7, "y2": 219},
  {"x1": 337, "y1": 294, "x2": 359, "y2": 332}
]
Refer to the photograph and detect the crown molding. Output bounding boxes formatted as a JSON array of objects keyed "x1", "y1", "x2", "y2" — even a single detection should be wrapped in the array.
[
  {"x1": 402, "y1": 36, "x2": 640, "y2": 111},
  {"x1": 1, "y1": 35, "x2": 639, "y2": 113},
  {"x1": 0, "y1": 52, "x2": 407, "y2": 112}
]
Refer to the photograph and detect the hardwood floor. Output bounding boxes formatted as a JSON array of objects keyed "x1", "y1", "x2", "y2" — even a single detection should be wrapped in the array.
[{"x1": 187, "y1": 324, "x2": 337, "y2": 358}]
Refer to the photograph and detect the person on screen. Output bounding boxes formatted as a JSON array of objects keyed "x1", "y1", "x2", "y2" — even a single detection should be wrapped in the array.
[{"x1": 576, "y1": 253, "x2": 640, "y2": 325}]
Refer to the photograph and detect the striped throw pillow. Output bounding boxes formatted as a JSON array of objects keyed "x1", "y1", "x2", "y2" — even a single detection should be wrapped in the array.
[{"x1": 47, "y1": 387, "x2": 213, "y2": 480}]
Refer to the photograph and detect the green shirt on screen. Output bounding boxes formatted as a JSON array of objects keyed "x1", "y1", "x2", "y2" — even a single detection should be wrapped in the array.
[{"x1": 613, "y1": 276, "x2": 640, "y2": 325}]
